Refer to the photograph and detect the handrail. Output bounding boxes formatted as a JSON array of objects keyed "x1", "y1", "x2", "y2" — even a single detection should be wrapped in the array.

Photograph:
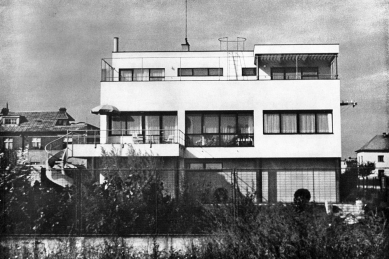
[{"x1": 44, "y1": 131, "x2": 74, "y2": 159}]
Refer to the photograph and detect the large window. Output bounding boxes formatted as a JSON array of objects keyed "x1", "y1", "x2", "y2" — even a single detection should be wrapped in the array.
[
  {"x1": 109, "y1": 112, "x2": 177, "y2": 144},
  {"x1": 186, "y1": 111, "x2": 254, "y2": 147},
  {"x1": 119, "y1": 69, "x2": 165, "y2": 81},
  {"x1": 178, "y1": 68, "x2": 223, "y2": 77},
  {"x1": 264, "y1": 110, "x2": 333, "y2": 134},
  {"x1": 271, "y1": 67, "x2": 318, "y2": 80}
]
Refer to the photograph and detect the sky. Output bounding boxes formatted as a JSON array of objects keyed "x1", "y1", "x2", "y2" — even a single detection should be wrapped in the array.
[{"x1": 0, "y1": 0, "x2": 388, "y2": 159}]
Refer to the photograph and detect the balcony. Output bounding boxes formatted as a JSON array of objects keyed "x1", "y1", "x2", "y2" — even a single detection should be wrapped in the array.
[{"x1": 68, "y1": 129, "x2": 185, "y2": 157}]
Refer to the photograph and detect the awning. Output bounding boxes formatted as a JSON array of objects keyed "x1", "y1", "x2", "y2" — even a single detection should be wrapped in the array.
[
  {"x1": 91, "y1": 104, "x2": 119, "y2": 115},
  {"x1": 256, "y1": 54, "x2": 337, "y2": 63}
]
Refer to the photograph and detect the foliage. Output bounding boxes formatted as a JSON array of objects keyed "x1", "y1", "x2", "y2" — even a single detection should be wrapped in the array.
[
  {"x1": 358, "y1": 162, "x2": 376, "y2": 178},
  {"x1": 198, "y1": 202, "x2": 389, "y2": 259}
]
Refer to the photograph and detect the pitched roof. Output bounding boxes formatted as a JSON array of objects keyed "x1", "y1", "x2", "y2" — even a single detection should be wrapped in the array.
[
  {"x1": 0, "y1": 109, "x2": 98, "y2": 133},
  {"x1": 356, "y1": 134, "x2": 389, "y2": 152}
]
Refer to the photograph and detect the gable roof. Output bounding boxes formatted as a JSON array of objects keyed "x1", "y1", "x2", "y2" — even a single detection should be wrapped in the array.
[
  {"x1": 356, "y1": 134, "x2": 389, "y2": 152},
  {"x1": 0, "y1": 109, "x2": 98, "y2": 133}
]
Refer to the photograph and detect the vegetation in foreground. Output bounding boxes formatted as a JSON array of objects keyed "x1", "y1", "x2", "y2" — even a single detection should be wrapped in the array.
[{"x1": 1, "y1": 147, "x2": 389, "y2": 258}]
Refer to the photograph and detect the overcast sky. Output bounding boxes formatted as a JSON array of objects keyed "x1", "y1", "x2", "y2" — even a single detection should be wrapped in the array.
[{"x1": 0, "y1": 0, "x2": 388, "y2": 158}]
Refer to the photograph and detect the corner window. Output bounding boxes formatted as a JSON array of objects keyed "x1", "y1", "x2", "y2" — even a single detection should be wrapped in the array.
[
  {"x1": 264, "y1": 110, "x2": 333, "y2": 134},
  {"x1": 186, "y1": 111, "x2": 254, "y2": 147},
  {"x1": 242, "y1": 68, "x2": 256, "y2": 76},
  {"x1": 4, "y1": 138, "x2": 13, "y2": 149},
  {"x1": 378, "y1": 156, "x2": 384, "y2": 162},
  {"x1": 31, "y1": 138, "x2": 41, "y2": 149}
]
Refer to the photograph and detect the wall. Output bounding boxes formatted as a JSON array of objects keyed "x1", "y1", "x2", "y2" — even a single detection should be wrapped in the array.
[
  {"x1": 100, "y1": 80, "x2": 341, "y2": 158},
  {"x1": 357, "y1": 151, "x2": 389, "y2": 176}
]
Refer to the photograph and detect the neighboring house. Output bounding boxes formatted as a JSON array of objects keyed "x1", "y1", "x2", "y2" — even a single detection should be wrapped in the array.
[
  {"x1": 356, "y1": 133, "x2": 389, "y2": 178},
  {"x1": 0, "y1": 106, "x2": 99, "y2": 166},
  {"x1": 69, "y1": 38, "x2": 341, "y2": 202}
]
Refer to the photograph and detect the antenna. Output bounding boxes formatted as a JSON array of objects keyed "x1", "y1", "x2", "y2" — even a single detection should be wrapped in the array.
[
  {"x1": 185, "y1": 0, "x2": 188, "y2": 41},
  {"x1": 181, "y1": 0, "x2": 190, "y2": 51}
]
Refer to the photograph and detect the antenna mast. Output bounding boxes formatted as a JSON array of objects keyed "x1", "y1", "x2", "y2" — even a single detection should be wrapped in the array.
[{"x1": 181, "y1": 0, "x2": 190, "y2": 51}]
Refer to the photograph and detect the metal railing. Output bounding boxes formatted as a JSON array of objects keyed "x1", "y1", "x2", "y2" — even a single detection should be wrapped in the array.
[
  {"x1": 101, "y1": 57, "x2": 339, "y2": 82},
  {"x1": 68, "y1": 129, "x2": 186, "y2": 146}
]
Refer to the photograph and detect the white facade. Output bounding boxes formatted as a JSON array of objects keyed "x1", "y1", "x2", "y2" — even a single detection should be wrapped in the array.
[
  {"x1": 357, "y1": 151, "x2": 389, "y2": 177},
  {"x1": 72, "y1": 41, "x2": 341, "y2": 202}
]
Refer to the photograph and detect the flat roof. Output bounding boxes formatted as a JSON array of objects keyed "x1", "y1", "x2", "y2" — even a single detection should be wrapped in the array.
[{"x1": 254, "y1": 44, "x2": 339, "y2": 55}]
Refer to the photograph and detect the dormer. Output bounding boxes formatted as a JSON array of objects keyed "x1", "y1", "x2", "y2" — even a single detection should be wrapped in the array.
[
  {"x1": 2, "y1": 115, "x2": 21, "y2": 125},
  {"x1": 56, "y1": 119, "x2": 70, "y2": 126}
]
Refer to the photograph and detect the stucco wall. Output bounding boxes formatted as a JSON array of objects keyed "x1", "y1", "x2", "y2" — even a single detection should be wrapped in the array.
[{"x1": 100, "y1": 80, "x2": 341, "y2": 158}]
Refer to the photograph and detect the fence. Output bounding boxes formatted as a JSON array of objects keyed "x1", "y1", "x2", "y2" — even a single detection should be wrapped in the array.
[{"x1": 1, "y1": 167, "x2": 388, "y2": 236}]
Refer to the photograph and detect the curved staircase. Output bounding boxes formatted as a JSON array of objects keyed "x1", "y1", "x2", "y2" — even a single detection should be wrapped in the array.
[{"x1": 45, "y1": 134, "x2": 75, "y2": 187}]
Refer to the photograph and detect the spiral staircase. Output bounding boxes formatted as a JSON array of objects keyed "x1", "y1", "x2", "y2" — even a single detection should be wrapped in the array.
[{"x1": 44, "y1": 133, "x2": 75, "y2": 187}]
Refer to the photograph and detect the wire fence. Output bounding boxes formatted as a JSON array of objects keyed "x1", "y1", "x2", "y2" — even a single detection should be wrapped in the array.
[{"x1": 1, "y1": 167, "x2": 388, "y2": 236}]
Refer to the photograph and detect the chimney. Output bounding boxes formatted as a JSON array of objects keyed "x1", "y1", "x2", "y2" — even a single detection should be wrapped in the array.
[
  {"x1": 114, "y1": 37, "x2": 119, "y2": 52},
  {"x1": 59, "y1": 107, "x2": 67, "y2": 113},
  {"x1": 181, "y1": 38, "x2": 190, "y2": 51},
  {"x1": 1, "y1": 103, "x2": 9, "y2": 115}
]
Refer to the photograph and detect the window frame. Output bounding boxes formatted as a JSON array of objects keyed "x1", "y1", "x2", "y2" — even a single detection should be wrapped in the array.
[
  {"x1": 188, "y1": 162, "x2": 223, "y2": 170},
  {"x1": 378, "y1": 155, "x2": 384, "y2": 162},
  {"x1": 119, "y1": 68, "x2": 165, "y2": 81},
  {"x1": 4, "y1": 138, "x2": 13, "y2": 149},
  {"x1": 31, "y1": 137, "x2": 42, "y2": 149},
  {"x1": 186, "y1": 111, "x2": 254, "y2": 147},
  {"x1": 263, "y1": 110, "x2": 333, "y2": 134},
  {"x1": 242, "y1": 67, "x2": 257, "y2": 76},
  {"x1": 178, "y1": 68, "x2": 223, "y2": 77},
  {"x1": 4, "y1": 118, "x2": 17, "y2": 125},
  {"x1": 271, "y1": 67, "x2": 318, "y2": 80},
  {"x1": 149, "y1": 68, "x2": 165, "y2": 81},
  {"x1": 108, "y1": 112, "x2": 177, "y2": 143}
]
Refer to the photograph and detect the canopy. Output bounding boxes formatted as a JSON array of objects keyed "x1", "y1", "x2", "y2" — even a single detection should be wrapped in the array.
[{"x1": 91, "y1": 104, "x2": 119, "y2": 115}]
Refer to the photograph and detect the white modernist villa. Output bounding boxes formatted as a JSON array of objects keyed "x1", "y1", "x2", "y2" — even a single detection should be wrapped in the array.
[{"x1": 60, "y1": 38, "x2": 341, "y2": 203}]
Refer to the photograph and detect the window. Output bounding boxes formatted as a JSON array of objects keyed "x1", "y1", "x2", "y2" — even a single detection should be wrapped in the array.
[
  {"x1": 178, "y1": 68, "x2": 223, "y2": 77},
  {"x1": 119, "y1": 69, "x2": 133, "y2": 81},
  {"x1": 378, "y1": 155, "x2": 384, "y2": 162},
  {"x1": 119, "y1": 69, "x2": 165, "y2": 81},
  {"x1": 56, "y1": 119, "x2": 69, "y2": 126},
  {"x1": 242, "y1": 67, "x2": 257, "y2": 76},
  {"x1": 4, "y1": 138, "x2": 13, "y2": 149},
  {"x1": 186, "y1": 111, "x2": 254, "y2": 147},
  {"x1": 31, "y1": 138, "x2": 41, "y2": 149},
  {"x1": 149, "y1": 69, "x2": 165, "y2": 81},
  {"x1": 264, "y1": 110, "x2": 333, "y2": 134},
  {"x1": 271, "y1": 67, "x2": 318, "y2": 80},
  {"x1": 189, "y1": 163, "x2": 223, "y2": 169},
  {"x1": 109, "y1": 112, "x2": 177, "y2": 144},
  {"x1": 4, "y1": 118, "x2": 17, "y2": 125}
]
